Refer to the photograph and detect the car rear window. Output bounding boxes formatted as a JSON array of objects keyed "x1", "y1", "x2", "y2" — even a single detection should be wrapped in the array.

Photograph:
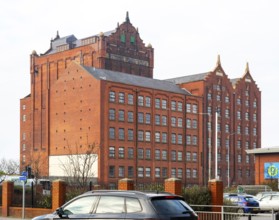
[{"x1": 151, "y1": 197, "x2": 193, "y2": 214}]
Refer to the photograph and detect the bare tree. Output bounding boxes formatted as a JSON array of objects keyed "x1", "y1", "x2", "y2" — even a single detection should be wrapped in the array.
[
  {"x1": 0, "y1": 158, "x2": 20, "y2": 183},
  {"x1": 59, "y1": 143, "x2": 98, "y2": 188}
]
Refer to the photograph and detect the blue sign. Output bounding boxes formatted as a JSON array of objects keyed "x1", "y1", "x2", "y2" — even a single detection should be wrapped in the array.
[
  {"x1": 264, "y1": 162, "x2": 279, "y2": 179},
  {"x1": 19, "y1": 176, "x2": 27, "y2": 181},
  {"x1": 22, "y1": 171, "x2": 28, "y2": 177}
]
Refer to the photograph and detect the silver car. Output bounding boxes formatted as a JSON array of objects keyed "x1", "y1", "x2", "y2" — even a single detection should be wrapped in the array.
[{"x1": 258, "y1": 194, "x2": 279, "y2": 211}]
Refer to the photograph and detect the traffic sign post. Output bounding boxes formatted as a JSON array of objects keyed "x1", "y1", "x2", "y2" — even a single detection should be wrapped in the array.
[{"x1": 19, "y1": 174, "x2": 26, "y2": 219}]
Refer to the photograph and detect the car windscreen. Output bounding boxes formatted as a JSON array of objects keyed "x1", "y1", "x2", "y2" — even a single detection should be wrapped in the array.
[{"x1": 151, "y1": 197, "x2": 194, "y2": 215}]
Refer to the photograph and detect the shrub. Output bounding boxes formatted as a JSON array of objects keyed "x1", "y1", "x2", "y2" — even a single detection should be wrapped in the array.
[{"x1": 182, "y1": 185, "x2": 211, "y2": 211}]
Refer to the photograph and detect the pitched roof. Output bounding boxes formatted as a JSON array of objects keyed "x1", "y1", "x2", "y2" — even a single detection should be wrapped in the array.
[
  {"x1": 165, "y1": 72, "x2": 210, "y2": 84},
  {"x1": 42, "y1": 30, "x2": 116, "y2": 55},
  {"x1": 246, "y1": 147, "x2": 279, "y2": 154},
  {"x1": 81, "y1": 66, "x2": 192, "y2": 95}
]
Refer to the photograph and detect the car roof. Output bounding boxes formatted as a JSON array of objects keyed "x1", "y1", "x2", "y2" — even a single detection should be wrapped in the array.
[{"x1": 81, "y1": 190, "x2": 181, "y2": 199}]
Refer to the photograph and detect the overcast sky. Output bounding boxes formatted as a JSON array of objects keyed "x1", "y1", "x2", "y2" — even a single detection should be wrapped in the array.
[{"x1": 1, "y1": 0, "x2": 279, "y2": 160}]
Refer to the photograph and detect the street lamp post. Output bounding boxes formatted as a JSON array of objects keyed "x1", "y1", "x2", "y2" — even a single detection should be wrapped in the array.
[
  {"x1": 198, "y1": 112, "x2": 212, "y2": 182},
  {"x1": 215, "y1": 111, "x2": 219, "y2": 180},
  {"x1": 227, "y1": 132, "x2": 237, "y2": 188}
]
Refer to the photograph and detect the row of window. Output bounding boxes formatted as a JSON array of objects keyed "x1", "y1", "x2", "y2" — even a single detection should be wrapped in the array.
[
  {"x1": 109, "y1": 166, "x2": 198, "y2": 179},
  {"x1": 109, "y1": 91, "x2": 198, "y2": 113},
  {"x1": 109, "y1": 127, "x2": 198, "y2": 145},
  {"x1": 109, "y1": 109, "x2": 195, "y2": 128},
  {"x1": 217, "y1": 168, "x2": 252, "y2": 178},
  {"x1": 217, "y1": 153, "x2": 251, "y2": 164},
  {"x1": 109, "y1": 146, "x2": 198, "y2": 161}
]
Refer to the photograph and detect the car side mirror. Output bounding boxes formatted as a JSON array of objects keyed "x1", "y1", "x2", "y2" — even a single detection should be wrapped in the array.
[{"x1": 56, "y1": 207, "x2": 68, "y2": 219}]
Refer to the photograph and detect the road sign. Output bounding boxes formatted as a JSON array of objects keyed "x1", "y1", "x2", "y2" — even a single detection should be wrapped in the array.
[
  {"x1": 19, "y1": 176, "x2": 27, "y2": 181},
  {"x1": 22, "y1": 171, "x2": 28, "y2": 177}
]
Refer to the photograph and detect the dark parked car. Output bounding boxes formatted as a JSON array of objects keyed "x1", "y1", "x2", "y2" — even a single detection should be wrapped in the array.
[
  {"x1": 224, "y1": 194, "x2": 259, "y2": 214},
  {"x1": 32, "y1": 190, "x2": 198, "y2": 220}
]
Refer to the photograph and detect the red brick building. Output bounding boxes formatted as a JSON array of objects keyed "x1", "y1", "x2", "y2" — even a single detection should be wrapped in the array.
[
  {"x1": 167, "y1": 58, "x2": 261, "y2": 186},
  {"x1": 246, "y1": 147, "x2": 279, "y2": 185},
  {"x1": 20, "y1": 13, "x2": 261, "y2": 187}
]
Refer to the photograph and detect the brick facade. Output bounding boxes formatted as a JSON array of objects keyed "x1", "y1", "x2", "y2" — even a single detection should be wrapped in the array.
[{"x1": 20, "y1": 13, "x2": 260, "y2": 187}]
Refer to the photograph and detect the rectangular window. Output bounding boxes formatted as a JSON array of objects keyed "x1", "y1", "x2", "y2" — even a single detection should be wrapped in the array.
[
  {"x1": 109, "y1": 146, "x2": 115, "y2": 158},
  {"x1": 192, "y1": 119, "x2": 197, "y2": 129},
  {"x1": 177, "y1": 168, "x2": 183, "y2": 178},
  {"x1": 178, "y1": 134, "x2": 182, "y2": 144},
  {"x1": 171, "y1": 168, "x2": 176, "y2": 178},
  {"x1": 109, "y1": 166, "x2": 115, "y2": 177},
  {"x1": 171, "y1": 117, "x2": 176, "y2": 127},
  {"x1": 109, "y1": 91, "x2": 115, "y2": 102},
  {"x1": 138, "y1": 167, "x2": 144, "y2": 177},
  {"x1": 177, "y1": 102, "x2": 183, "y2": 112},
  {"x1": 128, "y1": 94, "x2": 133, "y2": 105},
  {"x1": 128, "y1": 129, "x2": 134, "y2": 141},
  {"x1": 145, "y1": 113, "x2": 151, "y2": 124},
  {"x1": 186, "y1": 169, "x2": 191, "y2": 178},
  {"x1": 138, "y1": 96, "x2": 144, "y2": 106},
  {"x1": 193, "y1": 169, "x2": 197, "y2": 178},
  {"x1": 177, "y1": 118, "x2": 182, "y2": 127},
  {"x1": 245, "y1": 100, "x2": 249, "y2": 107},
  {"x1": 119, "y1": 92, "x2": 125, "y2": 103},
  {"x1": 192, "y1": 104, "x2": 198, "y2": 113},
  {"x1": 225, "y1": 96, "x2": 229, "y2": 103},
  {"x1": 171, "y1": 133, "x2": 176, "y2": 144},
  {"x1": 119, "y1": 166, "x2": 124, "y2": 177},
  {"x1": 192, "y1": 152, "x2": 197, "y2": 162},
  {"x1": 186, "y1": 103, "x2": 191, "y2": 113},
  {"x1": 162, "y1": 150, "x2": 167, "y2": 160},
  {"x1": 253, "y1": 113, "x2": 257, "y2": 122},
  {"x1": 245, "y1": 112, "x2": 249, "y2": 121},
  {"x1": 162, "y1": 132, "x2": 167, "y2": 143},
  {"x1": 145, "y1": 167, "x2": 151, "y2": 177},
  {"x1": 118, "y1": 128, "x2": 125, "y2": 140},
  {"x1": 118, "y1": 147, "x2": 124, "y2": 158},
  {"x1": 138, "y1": 112, "x2": 144, "y2": 123},
  {"x1": 155, "y1": 114, "x2": 160, "y2": 125},
  {"x1": 162, "y1": 167, "x2": 167, "y2": 178},
  {"x1": 237, "y1": 98, "x2": 241, "y2": 105},
  {"x1": 109, "y1": 128, "x2": 115, "y2": 139},
  {"x1": 145, "y1": 96, "x2": 151, "y2": 107},
  {"x1": 155, "y1": 168, "x2": 160, "y2": 178},
  {"x1": 145, "y1": 149, "x2": 151, "y2": 159},
  {"x1": 162, "y1": 99, "x2": 167, "y2": 109},
  {"x1": 155, "y1": 132, "x2": 160, "y2": 142},
  {"x1": 186, "y1": 152, "x2": 191, "y2": 161},
  {"x1": 225, "y1": 109, "x2": 229, "y2": 118},
  {"x1": 138, "y1": 148, "x2": 144, "y2": 159},
  {"x1": 128, "y1": 111, "x2": 134, "y2": 122},
  {"x1": 118, "y1": 110, "x2": 125, "y2": 121},
  {"x1": 162, "y1": 115, "x2": 167, "y2": 126},
  {"x1": 128, "y1": 166, "x2": 134, "y2": 177},
  {"x1": 145, "y1": 131, "x2": 151, "y2": 142},
  {"x1": 177, "y1": 151, "x2": 182, "y2": 161},
  {"x1": 128, "y1": 148, "x2": 134, "y2": 159},
  {"x1": 171, "y1": 101, "x2": 176, "y2": 111},
  {"x1": 171, "y1": 150, "x2": 176, "y2": 161},
  {"x1": 138, "y1": 130, "x2": 144, "y2": 141},
  {"x1": 192, "y1": 136, "x2": 197, "y2": 145},
  {"x1": 22, "y1": 115, "x2": 26, "y2": 122},
  {"x1": 186, "y1": 119, "x2": 191, "y2": 128},
  {"x1": 237, "y1": 140, "x2": 241, "y2": 149},
  {"x1": 155, "y1": 98, "x2": 160, "y2": 109},
  {"x1": 155, "y1": 149, "x2": 160, "y2": 160},
  {"x1": 186, "y1": 135, "x2": 191, "y2": 145},
  {"x1": 109, "y1": 109, "x2": 115, "y2": 120},
  {"x1": 22, "y1": 143, "x2": 26, "y2": 151},
  {"x1": 237, "y1": 111, "x2": 241, "y2": 120},
  {"x1": 22, "y1": 104, "x2": 26, "y2": 110}
]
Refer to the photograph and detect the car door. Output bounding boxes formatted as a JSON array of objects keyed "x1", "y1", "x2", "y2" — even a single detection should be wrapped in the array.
[
  {"x1": 270, "y1": 195, "x2": 279, "y2": 210},
  {"x1": 61, "y1": 195, "x2": 98, "y2": 218},
  {"x1": 93, "y1": 195, "x2": 125, "y2": 220},
  {"x1": 259, "y1": 195, "x2": 271, "y2": 211}
]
